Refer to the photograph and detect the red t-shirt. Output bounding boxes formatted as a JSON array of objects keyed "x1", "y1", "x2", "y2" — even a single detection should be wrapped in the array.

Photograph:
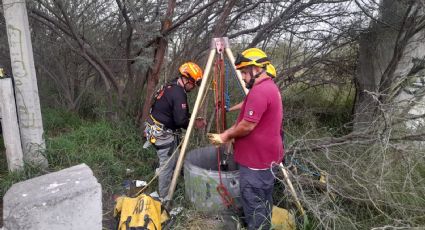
[{"x1": 234, "y1": 78, "x2": 284, "y2": 169}]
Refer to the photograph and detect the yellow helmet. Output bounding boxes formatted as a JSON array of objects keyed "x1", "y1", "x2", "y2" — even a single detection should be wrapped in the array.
[
  {"x1": 234, "y1": 48, "x2": 270, "y2": 70},
  {"x1": 266, "y1": 64, "x2": 276, "y2": 78},
  {"x1": 179, "y1": 62, "x2": 203, "y2": 85}
]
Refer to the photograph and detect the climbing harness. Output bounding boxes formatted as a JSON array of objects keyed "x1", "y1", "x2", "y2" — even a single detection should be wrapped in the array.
[
  {"x1": 144, "y1": 115, "x2": 165, "y2": 144},
  {"x1": 144, "y1": 83, "x2": 181, "y2": 146},
  {"x1": 144, "y1": 114, "x2": 177, "y2": 145}
]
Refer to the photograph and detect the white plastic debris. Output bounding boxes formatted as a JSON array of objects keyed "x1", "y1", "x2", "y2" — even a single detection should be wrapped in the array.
[
  {"x1": 134, "y1": 180, "x2": 147, "y2": 187},
  {"x1": 150, "y1": 191, "x2": 159, "y2": 199},
  {"x1": 170, "y1": 206, "x2": 183, "y2": 216},
  {"x1": 143, "y1": 141, "x2": 152, "y2": 149}
]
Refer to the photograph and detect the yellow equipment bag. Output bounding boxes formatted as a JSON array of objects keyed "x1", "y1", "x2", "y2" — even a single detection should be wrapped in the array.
[
  {"x1": 114, "y1": 193, "x2": 167, "y2": 230},
  {"x1": 271, "y1": 206, "x2": 296, "y2": 230}
]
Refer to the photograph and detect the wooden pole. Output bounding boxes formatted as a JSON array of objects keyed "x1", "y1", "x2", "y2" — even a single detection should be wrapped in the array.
[
  {"x1": 0, "y1": 76, "x2": 24, "y2": 172},
  {"x1": 279, "y1": 163, "x2": 306, "y2": 216},
  {"x1": 166, "y1": 48, "x2": 216, "y2": 201},
  {"x1": 224, "y1": 47, "x2": 248, "y2": 95}
]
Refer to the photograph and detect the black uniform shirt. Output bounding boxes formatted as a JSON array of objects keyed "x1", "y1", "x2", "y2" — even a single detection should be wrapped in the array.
[{"x1": 150, "y1": 79, "x2": 190, "y2": 130}]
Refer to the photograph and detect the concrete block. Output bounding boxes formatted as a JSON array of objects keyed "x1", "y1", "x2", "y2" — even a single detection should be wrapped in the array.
[{"x1": 3, "y1": 164, "x2": 102, "y2": 230}]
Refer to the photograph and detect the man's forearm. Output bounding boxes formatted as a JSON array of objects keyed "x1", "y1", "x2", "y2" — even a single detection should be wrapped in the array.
[
  {"x1": 222, "y1": 120, "x2": 256, "y2": 141},
  {"x1": 225, "y1": 125, "x2": 250, "y2": 139},
  {"x1": 228, "y1": 102, "x2": 243, "y2": 112}
]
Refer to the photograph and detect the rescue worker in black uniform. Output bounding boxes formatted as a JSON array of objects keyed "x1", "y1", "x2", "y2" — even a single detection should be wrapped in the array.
[{"x1": 144, "y1": 62, "x2": 204, "y2": 199}]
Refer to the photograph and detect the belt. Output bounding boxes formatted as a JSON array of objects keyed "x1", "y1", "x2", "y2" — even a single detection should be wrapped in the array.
[
  {"x1": 148, "y1": 114, "x2": 176, "y2": 134},
  {"x1": 149, "y1": 114, "x2": 164, "y2": 129}
]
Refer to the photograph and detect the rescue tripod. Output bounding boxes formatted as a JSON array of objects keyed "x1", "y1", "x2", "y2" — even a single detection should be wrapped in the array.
[
  {"x1": 165, "y1": 37, "x2": 245, "y2": 203},
  {"x1": 165, "y1": 37, "x2": 306, "y2": 217}
]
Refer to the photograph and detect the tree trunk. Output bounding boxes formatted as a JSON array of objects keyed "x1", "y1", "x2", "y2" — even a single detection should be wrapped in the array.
[
  {"x1": 353, "y1": 27, "x2": 395, "y2": 130},
  {"x1": 353, "y1": 0, "x2": 425, "y2": 131},
  {"x1": 138, "y1": 0, "x2": 176, "y2": 127},
  {"x1": 211, "y1": 0, "x2": 237, "y2": 37}
]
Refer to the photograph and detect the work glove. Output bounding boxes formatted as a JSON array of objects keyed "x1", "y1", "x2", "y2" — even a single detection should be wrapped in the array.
[{"x1": 207, "y1": 133, "x2": 224, "y2": 145}]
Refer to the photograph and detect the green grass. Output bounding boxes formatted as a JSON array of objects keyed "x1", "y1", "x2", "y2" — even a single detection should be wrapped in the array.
[
  {"x1": 0, "y1": 135, "x2": 46, "y2": 195},
  {"x1": 0, "y1": 109, "x2": 158, "y2": 199},
  {"x1": 44, "y1": 118, "x2": 157, "y2": 196},
  {"x1": 2, "y1": 82, "x2": 424, "y2": 229},
  {"x1": 0, "y1": 109, "x2": 176, "y2": 229},
  {"x1": 42, "y1": 108, "x2": 83, "y2": 135}
]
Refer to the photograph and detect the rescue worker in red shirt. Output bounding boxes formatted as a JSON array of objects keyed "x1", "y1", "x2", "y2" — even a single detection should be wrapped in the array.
[
  {"x1": 209, "y1": 48, "x2": 283, "y2": 229},
  {"x1": 145, "y1": 62, "x2": 204, "y2": 199}
]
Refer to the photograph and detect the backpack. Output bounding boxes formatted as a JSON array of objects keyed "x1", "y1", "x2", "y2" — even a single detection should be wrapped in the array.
[{"x1": 114, "y1": 193, "x2": 169, "y2": 230}]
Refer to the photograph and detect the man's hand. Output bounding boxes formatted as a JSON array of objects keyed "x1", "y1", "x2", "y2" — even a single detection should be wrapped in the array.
[
  {"x1": 207, "y1": 133, "x2": 223, "y2": 145},
  {"x1": 195, "y1": 117, "x2": 207, "y2": 129},
  {"x1": 208, "y1": 131, "x2": 234, "y2": 146}
]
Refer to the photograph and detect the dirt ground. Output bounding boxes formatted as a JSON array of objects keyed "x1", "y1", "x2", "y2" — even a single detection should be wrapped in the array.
[{"x1": 103, "y1": 193, "x2": 243, "y2": 230}]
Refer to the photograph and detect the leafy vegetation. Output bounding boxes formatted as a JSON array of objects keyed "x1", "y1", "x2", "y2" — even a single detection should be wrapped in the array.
[
  {"x1": 0, "y1": 82, "x2": 356, "y2": 228},
  {"x1": 2, "y1": 77, "x2": 425, "y2": 228},
  {"x1": 1, "y1": 0, "x2": 425, "y2": 229},
  {"x1": 283, "y1": 82, "x2": 355, "y2": 141},
  {"x1": 0, "y1": 109, "x2": 159, "y2": 227}
]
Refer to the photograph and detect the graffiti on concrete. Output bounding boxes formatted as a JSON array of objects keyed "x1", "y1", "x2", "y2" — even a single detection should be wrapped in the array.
[
  {"x1": 4, "y1": 0, "x2": 47, "y2": 166},
  {"x1": 7, "y1": 24, "x2": 39, "y2": 129}
]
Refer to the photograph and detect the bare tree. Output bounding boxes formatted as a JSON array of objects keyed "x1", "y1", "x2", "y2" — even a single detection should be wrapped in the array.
[{"x1": 2, "y1": 0, "x2": 425, "y2": 228}]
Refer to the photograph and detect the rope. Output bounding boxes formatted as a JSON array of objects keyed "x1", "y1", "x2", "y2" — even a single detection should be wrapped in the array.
[
  {"x1": 224, "y1": 58, "x2": 245, "y2": 97},
  {"x1": 212, "y1": 56, "x2": 236, "y2": 209},
  {"x1": 289, "y1": 158, "x2": 321, "y2": 178},
  {"x1": 216, "y1": 148, "x2": 236, "y2": 210},
  {"x1": 135, "y1": 140, "x2": 183, "y2": 197},
  {"x1": 224, "y1": 60, "x2": 231, "y2": 111}
]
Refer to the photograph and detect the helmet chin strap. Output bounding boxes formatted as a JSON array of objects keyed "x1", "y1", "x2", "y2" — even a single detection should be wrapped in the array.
[
  {"x1": 179, "y1": 75, "x2": 194, "y2": 92},
  {"x1": 246, "y1": 67, "x2": 265, "y2": 89}
]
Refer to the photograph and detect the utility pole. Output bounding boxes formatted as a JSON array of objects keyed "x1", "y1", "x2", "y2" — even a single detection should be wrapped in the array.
[
  {"x1": 3, "y1": 0, "x2": 48, "y2": 167},
  {"x1": 0, "y1": 68, "x2": 24, "y2": 172}
]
